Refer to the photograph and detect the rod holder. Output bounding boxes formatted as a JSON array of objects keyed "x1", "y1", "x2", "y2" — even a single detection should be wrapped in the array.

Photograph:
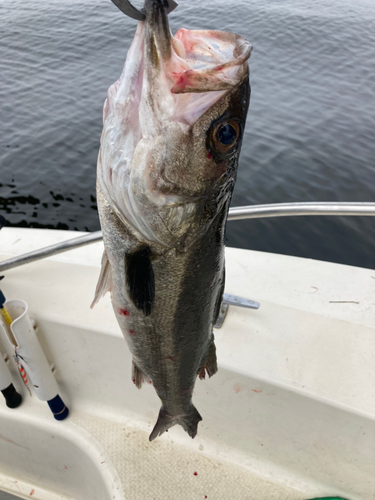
[{"x1": 0, "y1": 299, "x2": 69, "y2": 420}]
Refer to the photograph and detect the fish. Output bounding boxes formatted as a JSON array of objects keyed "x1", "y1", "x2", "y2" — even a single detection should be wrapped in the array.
[{"x1": 92, "y1": 0, "x2": 251, "y2": 441}]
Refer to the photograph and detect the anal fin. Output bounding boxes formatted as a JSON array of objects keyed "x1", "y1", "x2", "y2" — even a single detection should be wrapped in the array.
[
  {"x1": 205, "y1": 339, "x2": 218, "y2": 378},
  {"x1": 198, "y1": 339, "x2": 217, "y2": 380}
]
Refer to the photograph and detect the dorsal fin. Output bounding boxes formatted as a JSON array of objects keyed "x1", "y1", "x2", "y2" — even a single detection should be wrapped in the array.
[
  {"x1": 91, "y1": 251, "x2": 112, "y2": 309},
  {"x1": 125, "y1": 246, "x2": 155, "y2": 316}
]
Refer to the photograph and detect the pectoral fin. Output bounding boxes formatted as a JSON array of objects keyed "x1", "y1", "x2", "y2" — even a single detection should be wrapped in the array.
[
  {"x1": 132, "y1": 360, "x2": 149, "y2": 389},
  {"x1": 125, "y1": 246, "x2": 155, "y2": 316}
]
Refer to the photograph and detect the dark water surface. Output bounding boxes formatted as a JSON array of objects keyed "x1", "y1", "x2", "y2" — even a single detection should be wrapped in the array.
[{"x1": 1, "y1": 0, "x2": 375, "y2": 268}]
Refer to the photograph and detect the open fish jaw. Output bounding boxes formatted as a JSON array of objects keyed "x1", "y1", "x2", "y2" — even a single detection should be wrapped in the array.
[
  {"x1": 170, "y1": 29, "x2": 251, "y2": 94},
  {"x1": 95, "y1": 0, "x2": 251, "y2": 440}
]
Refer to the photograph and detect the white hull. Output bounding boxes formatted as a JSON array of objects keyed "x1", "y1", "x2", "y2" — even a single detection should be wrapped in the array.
[{"x1": 0, "y1": 228, "x2": 374, "y2": 500}]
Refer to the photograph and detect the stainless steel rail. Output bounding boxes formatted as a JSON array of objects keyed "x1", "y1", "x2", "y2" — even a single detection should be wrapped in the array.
[
  {"x1": 0, "y1": 231, "x2": 103, "y2": 273},
  {"x1": 228, "y1": 202, "x2": 375, "y2": 220},
  {"x1": 1, "y1": 201, "x2": 375, "y2": 273}
]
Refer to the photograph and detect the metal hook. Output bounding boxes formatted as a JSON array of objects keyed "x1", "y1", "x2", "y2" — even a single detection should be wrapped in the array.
[{"x1": 110, "y1": 0, "x2": 178, "y2": 21}]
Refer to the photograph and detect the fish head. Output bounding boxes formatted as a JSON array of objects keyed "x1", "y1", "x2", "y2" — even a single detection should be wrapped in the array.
[{"x1": 98, "y1": 0, "x2": 252, "y2": 247}]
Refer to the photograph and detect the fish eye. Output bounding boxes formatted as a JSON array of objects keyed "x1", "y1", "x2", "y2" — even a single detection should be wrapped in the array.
[{"x1": 212, "y1": 120, "x2": 240, "y2": 154}]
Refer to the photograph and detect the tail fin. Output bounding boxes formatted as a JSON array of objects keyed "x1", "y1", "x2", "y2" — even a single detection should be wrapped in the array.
[
  {"x1": 179, "y1": 405, "x2": 202, "y2": 439},
  {"x1": 149, "y1": 405, "x2": 202, "y2": 442}
]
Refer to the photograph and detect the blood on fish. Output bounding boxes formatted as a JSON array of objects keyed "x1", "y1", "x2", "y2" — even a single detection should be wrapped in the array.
[
  {"x1": 193, "y1": 472, "x2": 198, "y2": 476},
  {"x1": 184, "y1": 41, "x2": 196, "y2": 53},
  {"x1": 166, "y1": 356, "x2": 174, "y2": 362},
  {"x1": 180, "y1": 386, "x2": 193, "y2": 395},
  {"x1": 129, "y1": 329, "x2": 135, "y2": 336},
  {"x1": 171, "y1": 70, "x2": 195, "y2": 93},
  {"x1": 175, "y1": 73, "x2": 188, "y2": 90},
  {"x1": 119, "y1": 308, "x2": 130, "y2": 316},
  {"x1": 175, "y1": 29, "x2": 197, "y2": 53},
  {"x1": 206, "y1": 151, "x2": 213, "y2": 159}
]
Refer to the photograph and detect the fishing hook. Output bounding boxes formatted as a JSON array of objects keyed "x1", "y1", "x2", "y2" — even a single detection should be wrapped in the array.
[{"x1": 110, "y1": 0, "x2": 178, "y2": 21}]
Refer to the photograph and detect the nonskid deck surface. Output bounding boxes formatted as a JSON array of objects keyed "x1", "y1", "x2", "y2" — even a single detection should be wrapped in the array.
[
  {"x1": 0, "y1": 228, "x2": 374, "y2": 500},
  {"x1": 75, "y1": 412, "x2": 307, "y2": 500},
  {"x1": 0, "y1": 403, "x2": 307, "y2": 500}
]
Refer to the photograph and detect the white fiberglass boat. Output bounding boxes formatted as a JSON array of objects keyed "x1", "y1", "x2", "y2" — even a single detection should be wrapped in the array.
[{"x1": 0, "y1": 223, "x2": 374, "y2": 500}]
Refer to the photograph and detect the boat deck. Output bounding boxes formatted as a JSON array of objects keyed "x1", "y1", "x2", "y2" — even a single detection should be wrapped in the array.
[{"x1": 0, "y1": 228, "x2": 374, "y2": 500}]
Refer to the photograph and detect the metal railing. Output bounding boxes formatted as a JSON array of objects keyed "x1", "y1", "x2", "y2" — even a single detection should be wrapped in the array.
[
  {"x1": 228, "y1": 201, "x2": 375, "y2": 220},
  {"x1": 1, "y1": 201, "x2": 375, "y2": 273}
]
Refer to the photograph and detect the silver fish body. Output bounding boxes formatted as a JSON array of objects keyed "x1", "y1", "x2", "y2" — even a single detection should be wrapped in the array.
[{"x1": 93, "y1": 0, "x2": 251, "y2": 440}]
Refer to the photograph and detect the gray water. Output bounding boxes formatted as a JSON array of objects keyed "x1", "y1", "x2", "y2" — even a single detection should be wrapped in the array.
[
  {"x1": 0, "y1": 492, "x2": 19, "y2": 500},
  {"x1": 1, "y1": 0, "x2": 375, "y2": 268}
]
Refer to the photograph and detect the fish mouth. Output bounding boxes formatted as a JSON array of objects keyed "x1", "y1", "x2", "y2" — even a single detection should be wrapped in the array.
[
  {"x1": 143, "y1": 0, "x2": 252, "y2": 97},
  {"x1": 107, "y1": 0, "x2": 252, "y2": 130}
]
